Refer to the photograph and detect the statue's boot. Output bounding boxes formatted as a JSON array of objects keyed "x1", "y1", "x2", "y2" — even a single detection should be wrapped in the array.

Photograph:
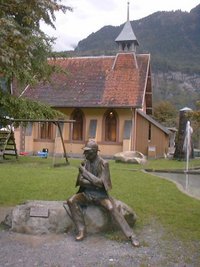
[
  {"x1": 130, "y1": 235, "x2": 140, "y2": 247},
  {"x1": 67, "y1": 196, "x2": 86, "y2": 241},
  {"x1": 75, "y1": 229, "x2": 86, "y2": 241},
  {"x1": 100, "y1": 198, "x2": 140, "y2": 248}
]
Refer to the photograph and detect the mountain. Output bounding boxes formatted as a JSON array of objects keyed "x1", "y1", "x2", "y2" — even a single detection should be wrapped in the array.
[{"x1": 75, "y1": 5, "x2": 200, "y2": 74}]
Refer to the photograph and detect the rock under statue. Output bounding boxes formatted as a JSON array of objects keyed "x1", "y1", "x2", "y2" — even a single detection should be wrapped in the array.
[{"x1": 66, "y1": 140, "x2": 139, "y2": 247}]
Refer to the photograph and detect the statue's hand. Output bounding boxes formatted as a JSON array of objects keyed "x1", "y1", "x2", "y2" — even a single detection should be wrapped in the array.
[
  {"x1": 79, "y1": 165, "x2": 92, "y2": 182},
  {"x1": 79, "y1": 165, "x2": 85, "y2": 173},
  {"x1": 79, "y1": 174, "x2": 91, "y2": 186}
]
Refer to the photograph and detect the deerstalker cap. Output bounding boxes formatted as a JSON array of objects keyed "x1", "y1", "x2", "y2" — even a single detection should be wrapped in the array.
[{"x1": 82, "y1": 140, "x2": 99, "y2": 151}]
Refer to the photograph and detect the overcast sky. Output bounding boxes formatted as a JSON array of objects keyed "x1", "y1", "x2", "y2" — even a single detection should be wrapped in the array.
[{"x1": 41, "y1": 0, "x2": 200, "y2": 51}]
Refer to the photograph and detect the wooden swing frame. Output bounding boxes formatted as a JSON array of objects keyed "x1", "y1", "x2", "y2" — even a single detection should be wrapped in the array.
[{"x1": 2, "y1": 118, "x2": 75, "y2": 165}]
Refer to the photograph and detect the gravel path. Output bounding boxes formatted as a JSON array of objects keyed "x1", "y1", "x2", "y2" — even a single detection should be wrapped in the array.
[{"x1": 0, "y1": 207, "x2": 200, "y2": 267}]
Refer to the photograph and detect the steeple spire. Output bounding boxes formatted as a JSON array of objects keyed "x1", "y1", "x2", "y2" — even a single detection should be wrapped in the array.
[
  {"x1": 127, "y1": 1, "x2": 130, "y2": 21},
  {"x1": 115, "y1": 1, "x2": 139, "y2": 52}
]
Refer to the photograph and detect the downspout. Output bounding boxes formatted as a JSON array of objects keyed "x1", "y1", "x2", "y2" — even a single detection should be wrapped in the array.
[
  {"x1": 130, "y1": 108, "x2": 137, "y2": 151},
  {"x1": 133, "y1": 108, "x2": 137, "y2": 151}
]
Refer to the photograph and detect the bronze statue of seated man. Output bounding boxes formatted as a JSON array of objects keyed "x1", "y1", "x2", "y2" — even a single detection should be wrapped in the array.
[{"x1": 66, "y1": 140, "x2": 139, "y2": 247}]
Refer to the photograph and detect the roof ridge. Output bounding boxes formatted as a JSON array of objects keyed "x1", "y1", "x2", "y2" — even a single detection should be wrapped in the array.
[{"x1": 48, "y1": 55, "x2": 116, "y2": 61}]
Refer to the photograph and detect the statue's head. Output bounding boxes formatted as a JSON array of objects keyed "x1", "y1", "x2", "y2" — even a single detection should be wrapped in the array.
[{"x1": 82, "y1": 140, "x2": 99, "y2": 161}]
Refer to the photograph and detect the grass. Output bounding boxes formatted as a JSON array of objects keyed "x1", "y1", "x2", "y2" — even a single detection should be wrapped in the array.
[
  {"x1": 0, "y1": 157, "x2": 78, "y2": 205},
  {"x1": 0, "y1": 156, "x2": 200, "y2": 241}
]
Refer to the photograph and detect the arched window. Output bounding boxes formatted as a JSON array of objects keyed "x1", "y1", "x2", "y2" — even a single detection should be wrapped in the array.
[
  {"x1": 71, "y1": 109, "x2": 84, "y2": 141},
  {"x1": 104, "y1": 110, "x2": 118, "y2": 142}
]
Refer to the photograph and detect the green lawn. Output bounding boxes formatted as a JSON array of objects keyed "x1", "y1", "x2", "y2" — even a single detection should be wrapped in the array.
[{"x1": 1, "y1": 156, "x2": 200, "y2": 241}]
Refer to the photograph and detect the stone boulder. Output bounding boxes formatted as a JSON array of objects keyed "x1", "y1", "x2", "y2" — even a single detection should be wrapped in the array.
[
  {"x1": 114, "y1": 151, "x2": 147, "y2": 164},
  {"x1": 3, "y1": 199, "x2": 137, "y2": 235}
]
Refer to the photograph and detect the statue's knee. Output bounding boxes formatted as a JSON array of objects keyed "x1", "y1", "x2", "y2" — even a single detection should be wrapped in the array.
[
  {"x1": 102, "y1": 199, "x2": 114, "y2": 211},
  {"x1": 67, "y1": 196, "x2": 74, "y2": 206},
  {"x1": 108, "y1": 203, "x2": 114, "y2": 212}
]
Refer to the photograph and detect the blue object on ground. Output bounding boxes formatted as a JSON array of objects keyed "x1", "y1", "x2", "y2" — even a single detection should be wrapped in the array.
[{"x1": 37, "y1": 151, "x2": 48, "y2": 158}]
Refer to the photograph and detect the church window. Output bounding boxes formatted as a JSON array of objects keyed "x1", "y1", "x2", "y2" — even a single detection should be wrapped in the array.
[
  {"x1": 104, "y1": 110, "x2": 118, "y2": 142},
  {"x1": 71, "y1": 109, "x2": 84, "y2": 141}
]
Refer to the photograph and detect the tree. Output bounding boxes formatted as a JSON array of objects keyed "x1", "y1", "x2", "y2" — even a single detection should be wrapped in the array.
[
  {"x1": 188, "y1": 101, "x2": 200, "y2": 148},
  {"x1": 189, "y1": 101, "x2": 200, "y2": 123},
  {"x1": 0, "y1": 90, "x2": 63, "y2": 126},
  {"x1": 0, "y1": 0, "x2": 72, "y2": 120},
  {"x1": 153, "y1": 101, "x2": 178, "y2": 127}
]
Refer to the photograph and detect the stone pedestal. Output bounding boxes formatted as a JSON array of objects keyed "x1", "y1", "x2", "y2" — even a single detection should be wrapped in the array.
[
  {"x1": 3, "y1": 199, "x2": 137, "y2": 235},
  {"x1": 174, "y1": 107, "x2": 193, "y2": 159}
]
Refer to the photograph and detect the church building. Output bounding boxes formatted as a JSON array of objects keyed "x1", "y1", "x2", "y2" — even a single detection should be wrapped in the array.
[{"x1": 15, "y1": 4, "x2": 169, "y2": 158}]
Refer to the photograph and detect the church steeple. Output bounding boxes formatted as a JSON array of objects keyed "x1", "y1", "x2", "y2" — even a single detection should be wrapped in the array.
[
  {"x1": 127, "y1": 1, "x2": 130, "y2": 21},
  {"x1": 115, "y1": 2, "x2": 139, "y2": 52}
]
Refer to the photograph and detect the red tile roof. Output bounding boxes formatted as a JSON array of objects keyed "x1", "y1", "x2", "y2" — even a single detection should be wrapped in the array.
[{"x1": 22, "y1": 53, "x2": 150, "y2": 108}]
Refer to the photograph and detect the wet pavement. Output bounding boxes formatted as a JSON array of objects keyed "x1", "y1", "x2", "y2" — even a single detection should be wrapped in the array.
[{"x1": 151, "y1": 171, "x2": 200, "y2": 200}]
